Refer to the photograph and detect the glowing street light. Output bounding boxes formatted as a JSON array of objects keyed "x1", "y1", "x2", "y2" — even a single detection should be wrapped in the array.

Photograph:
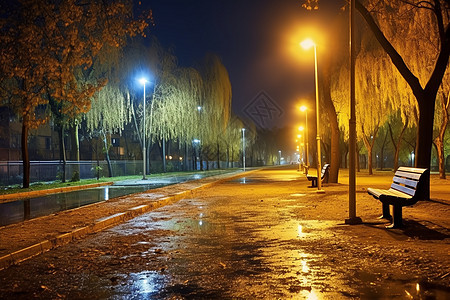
[
  {"x1": 139, "y1": 77, "x2": 148, "y2": 180},
  {"x1": 301, "y1": 39, "x2": 324, "y2": 192}
]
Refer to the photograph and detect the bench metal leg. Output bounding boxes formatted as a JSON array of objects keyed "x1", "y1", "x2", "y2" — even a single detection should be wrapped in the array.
[
  {"x1": 386, "y1": 205, "x2": 403, "y2": 229},
  {"x1": 379, "y1": 203, "x2": 392, "y2": 220},
  {"x1": 311, "y1": 178, "x2": 317, "y2": 187}
]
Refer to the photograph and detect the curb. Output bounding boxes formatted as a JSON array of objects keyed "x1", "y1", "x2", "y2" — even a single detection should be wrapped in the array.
[
  {"x1": 0, "y1": 169, "x2": 258, "y2": 271},
  {"x1": 0, "y1": 182, "x2": 114, "y2": 203}
]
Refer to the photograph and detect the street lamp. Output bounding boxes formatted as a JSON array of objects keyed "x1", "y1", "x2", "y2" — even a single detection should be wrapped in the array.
[
  {"x1": 139, "y1": 77, "x2": 148, "y2": 180},
  {"x1": 300, "y1": 105, "x2": 309, "y2": 169},
  {"x1": 301, "y1": 39, "x2": 324, "y2": 192},
  {"x1": 298, "y1": 126, "x2": 304, "y2": 172},
  {"x1": 242, "y1": 128, "x2": 246, "y2": 171},
  {"x1": 278, "y1": 150, "x2": 281, "y2": 165}
]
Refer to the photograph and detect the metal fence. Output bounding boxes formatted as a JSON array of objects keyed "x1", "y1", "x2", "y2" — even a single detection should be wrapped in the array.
[{"x1": 0, "y1": 159, "x2": 241, "y2": 187}]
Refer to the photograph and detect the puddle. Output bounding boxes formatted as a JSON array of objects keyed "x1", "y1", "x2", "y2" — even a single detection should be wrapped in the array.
[
  {"x1": 359, "y1": 279, "x2": 450, "y2": 299},
  {"x1": 117, "y1": 271, "x2": 167, "y2": 297},
  {"x1": 0, "y1": 170, "x2": 237, "y2": 227},
  {"x1": 0, "y1": 184, "x2": 162, "y2": 226}
]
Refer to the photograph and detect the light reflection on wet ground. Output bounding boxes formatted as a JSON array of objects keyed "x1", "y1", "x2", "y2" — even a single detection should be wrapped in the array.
[
  {"x1": 0, "y1": 171, "x2": 232, "y2": 226},
  {"x1": 0, "y1": 184, "x2": 161, "y2": 226},
  {"x1": 105, "y1": 176, "x2": 448, "y2": 299},
  {"x1": 0, "y1": 169, "x2": 448, "y2": 299}
]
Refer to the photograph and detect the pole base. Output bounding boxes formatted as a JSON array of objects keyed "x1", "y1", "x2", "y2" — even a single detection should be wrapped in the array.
[
  {"x1": 345, "y1": 217, "x2": 362, "y2": 225},
  {"x1": 316, "y1": 189, "x2": 325, "y2": 194}
]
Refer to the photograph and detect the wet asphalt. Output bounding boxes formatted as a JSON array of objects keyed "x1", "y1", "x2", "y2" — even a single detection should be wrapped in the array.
[{"x1": 0, "y1": 168, "x2": 448, "y2": 299}]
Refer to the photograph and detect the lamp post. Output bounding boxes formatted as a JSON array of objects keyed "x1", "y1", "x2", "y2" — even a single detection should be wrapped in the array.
[
  {"x1": 300, "y1": 105, "x2": 309, "y2": 169},
  {"x1": 345, "y1": 0, "x2": 362, "y2": 224},
  {"x1": 139, "y1": 78, "x2": 148, "y2": 180},
  {"x1": 301, "y1": 39, "x2": 324, "y2": 192},
  {"x1": 242, "y1": 128, "x2": 246, "y2": 171},
  {"x1": 278, "y1": 150, "x2": 281, "y2": 165},
  {"x1": 298, "y1": 126, "x2": 304, "y2": 172}
]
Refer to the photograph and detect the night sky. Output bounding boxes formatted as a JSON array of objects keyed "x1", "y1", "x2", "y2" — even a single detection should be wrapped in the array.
[{"x1": 142, "y1": 0, "x2": 345, "y2": 129}]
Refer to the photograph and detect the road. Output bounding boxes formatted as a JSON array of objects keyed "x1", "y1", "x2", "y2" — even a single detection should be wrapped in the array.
[{"x1": 0, "y1": 167, "x2": 449, "y2": 299}]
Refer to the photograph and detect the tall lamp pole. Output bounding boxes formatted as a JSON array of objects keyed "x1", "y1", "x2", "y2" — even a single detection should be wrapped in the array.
[
  {"x1": 242, "y1": 128, "x2": 246, "y2": 171},
  {"x1": 346, "y1": 0, "x2": 362, "y2": 224},
  {"x1": 301, "y1": 39, "x2": 324, "y2": 192},
  {"x1": 300, "y1": 106, "x2": 309, "y2": 169},
  {"x1": 139, "y1": 78, "x2": 148, "y2": 180}
]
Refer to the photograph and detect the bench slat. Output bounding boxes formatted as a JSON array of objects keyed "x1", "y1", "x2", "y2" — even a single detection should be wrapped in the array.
[
  {"x1": 368, "y1": 188, "x2": 412, "y2": 200},
  {"x1": 393, "y1": 176, "x2": 419, "y2": 188},
  {"x1": 390, "y1": 183, "x2": 416, "y2": 196},
  {"x1": 394, "y1": 170, "x2": 422, "y2": 180},
  {"x1": 397, "y1": 167, "x2": 428, "y2": 174}
]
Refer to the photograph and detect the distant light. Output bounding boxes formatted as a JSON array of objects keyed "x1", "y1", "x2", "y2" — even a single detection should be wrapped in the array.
[
  {"x1": 300, "y1": 105, "x2": 307, "y2": 112},
  {"x1": 242, "y1": 128, "x2": 246, "y2": 132},
  {"x1": 197, "y1": 106, "x2": 202, "y2": 111},
  {"x1": 139, "y1": 78, "x2": 148, "y2": 85},
  {"x1": 300, "y1": 39, "x2": 315, "y2": 50},
  {"x1": 193, "y1": 139, "x2": 201, "y2": 143},
  {"x1": 299, "y1": 126, "x2": 304, "y2": 131}
]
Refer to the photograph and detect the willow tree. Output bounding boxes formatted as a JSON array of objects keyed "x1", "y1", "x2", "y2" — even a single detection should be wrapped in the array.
[
  {"x1": 199, "y1": 54, "x2": 232, "y2": 167},
  {"x1": 433, "y1": 75, "x2": 449, "y2": 178},
  {"x1": 0, "y1": 0, "x2": 149, "y2": 187},
  {"x1": 355, "y1": 0, "x2": 450, "y2": 170},
  {"x1": 84, "y1": 84, "x2": 132, "y2": 177},
  {"x1": 171, "y1": 67, "x2": 204, "y2": 169},
  {"x1": 356, "y1": 41, "x2": 394, "y2": 174}
]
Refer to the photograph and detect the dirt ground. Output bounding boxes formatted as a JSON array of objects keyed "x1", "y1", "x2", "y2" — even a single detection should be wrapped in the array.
[{"x1": 0, "y1": 167, "x2": 449, "y2": 298}]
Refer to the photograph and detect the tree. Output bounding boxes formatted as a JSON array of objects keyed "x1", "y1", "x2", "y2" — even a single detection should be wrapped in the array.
[
  {"x1": 433, "y1": 88, "x2": 449, "y2": 178},
  {"x1": 85, "y1": 84, "x2": 132, "y2": 177},
  {"x1": 304, "y1": 0, "x2": 449, "y2": 173},
  {"x1": 0, "y1": 0, "x2": 150, "y2": 187},
  {"x1": 355, "y1": 0, "x2": 450, "y2": 169}
]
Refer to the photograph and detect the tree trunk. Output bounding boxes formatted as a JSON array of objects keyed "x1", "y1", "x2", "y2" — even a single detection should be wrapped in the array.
[
  {"x1": 321, "y1": 62, "x2": 340, "y2": 182},
  {"x1": 102, "y1": 131, "x2": 113, "y2": 177},
  {"x1": 379, "y1": 129, "x2": 389, "y2": 170},
  {"x1": 71, "y1": 121, "x2": 80, "y2": 181},
  {"x1": 21, "y1": 119, "x2": 30, "y2": 188},
  {"x1": 433, "y1": 91, "x2": 448, "y2": 179},
  {"x1": 362, "y1": 125, "x2": 378, "y2": 175},
  {"x1": 226, "y1": 146, "x2": 230, "y2": 168},
  {"x1": 433, "y1": 140, "x2": 445, "y2": 179},
  {"x1": 356, "y1": 143, "x2": 361, "y2": 172},
  {"x1": 217, "y1": 142, "x2": 220, "y2": 169},
  {"x1": 199, "y1": 145, "x2": 204, "y2": 171},
  {"x1": 388, "y1": 119, "x2": 408, "y2": 172},
  {"x1": 185, "y1": 142, "x2": 189, "y2": 171},
  {"x1": 231, "y1": 147, "x2": 234, "y2": 168},
  {"x1": 162, "y1": 137, "x2": 166, "y2": 173},
  {"x1": 58, "y1": 124, "x2": 67, "y2": 183}
]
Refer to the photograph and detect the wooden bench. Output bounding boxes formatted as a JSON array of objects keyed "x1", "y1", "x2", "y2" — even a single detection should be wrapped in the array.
[
  {"x1": 367, "y1": 167, "x2": 429, "y2": 229},
  {"x1": 306, "y1": 164, "x2": 330, "y2": 187}
]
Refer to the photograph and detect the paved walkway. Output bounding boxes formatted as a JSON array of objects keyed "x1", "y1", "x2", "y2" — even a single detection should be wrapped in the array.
[
  {"x1": 0, "y1": 167, "x2": 448, "y2": 271},
  {"x1": 0, "y1": 167, "x2": 448, "y2": 298}
]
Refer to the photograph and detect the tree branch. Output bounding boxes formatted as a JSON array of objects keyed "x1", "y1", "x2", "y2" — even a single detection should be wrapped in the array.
[{"x1": 355, "y1": 0, "x2": 424, "y2": 99}]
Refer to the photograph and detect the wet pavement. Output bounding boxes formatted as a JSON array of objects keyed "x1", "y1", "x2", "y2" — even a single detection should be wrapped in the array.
[
  {"x1": 0, "y1": 168, "x2": 449, "y2": 299},
  {"x1": 0, "y1": 171, "x2": 231, "y2": 226}
]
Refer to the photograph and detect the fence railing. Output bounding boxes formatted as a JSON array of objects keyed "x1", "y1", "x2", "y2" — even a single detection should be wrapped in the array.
[{"x1": 0, "y1": 159, "x2": 241, "y2": 187}]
